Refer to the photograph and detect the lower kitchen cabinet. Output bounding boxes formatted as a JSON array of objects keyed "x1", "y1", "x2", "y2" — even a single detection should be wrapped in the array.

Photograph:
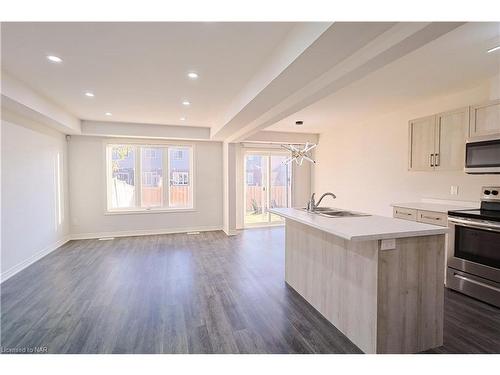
[
  {"x1": 393, "y1": 204, "x2": 450, "y2": 283},
  {"x1": 416, "y1": 209, "x2": 448, "y2": 226},
  {"x1": 392, "y1": 206, "x2": 448, "y2": 227}
]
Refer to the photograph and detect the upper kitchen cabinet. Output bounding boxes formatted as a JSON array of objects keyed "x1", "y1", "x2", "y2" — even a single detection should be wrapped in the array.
[
  {"x1": 408, "y1": 107, "x2": 468, "y2": 172},
  {"x1": 434, "y1": 107, "x2": 468, "y2": 171},
  {"x1": 469, "y1": 99, "x2": 500, "y2": 139},
  {"x1": 409, "y1": 115, "x2": 436, "y2": 171}
]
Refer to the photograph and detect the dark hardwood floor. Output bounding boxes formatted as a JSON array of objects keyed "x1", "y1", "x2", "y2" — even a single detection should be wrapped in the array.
[{"x1": 1, "y1": 228, "x2": 499, "y2": 354}]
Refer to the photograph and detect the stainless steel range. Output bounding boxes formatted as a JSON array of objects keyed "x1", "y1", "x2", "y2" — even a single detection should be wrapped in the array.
[{"x1": 447, "y1": 186, "x2": 500, "y2": 307}]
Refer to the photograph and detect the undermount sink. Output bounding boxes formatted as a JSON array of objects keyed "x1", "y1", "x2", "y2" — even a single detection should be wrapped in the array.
[
  {"x1": 300, "y1": 207, "x2": 334, "y2": 212},
  {"x1": 318, "y1": 211, "x2": 370, "y2": 218},
  {"x1": 300, "y1": 207, "x2": 371, "y2": 218}
]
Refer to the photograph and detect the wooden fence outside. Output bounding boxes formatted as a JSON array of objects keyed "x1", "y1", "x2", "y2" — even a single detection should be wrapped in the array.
[
  {"x1": 142, "y1": 186, "x2": 190, "y2": 207},
  {"x1": 245, "y1": 186, "x2": 288, "y2": 212}
]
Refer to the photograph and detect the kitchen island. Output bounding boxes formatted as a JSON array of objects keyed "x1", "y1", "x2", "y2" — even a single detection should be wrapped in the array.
[{"x1": 270, "y1": 207, "x2": 449, "y2": 354}]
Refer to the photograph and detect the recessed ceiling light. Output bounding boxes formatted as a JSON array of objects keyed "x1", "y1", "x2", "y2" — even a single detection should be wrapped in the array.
[
  {"x1": 84, "y1": 92, "x2": 95, "y2": 97},
  {"x1": 46, "y1": 55, "x2": 63, "y2": 63},
  {"x1": 105, "y1": 112, "x2": 112, "y2": 116},
  {"x1": 487, "y1": 45, "x2": 500, "y2": 53},
  {"x1": 182, "y1": 100, "x2": 191, "y2": 106},
  {"x1": 180, "y1": 117, "x2": 186, "y2": 121},
  {"x1": 187, "y1": 72, "x2": 199, "y2": 79}
]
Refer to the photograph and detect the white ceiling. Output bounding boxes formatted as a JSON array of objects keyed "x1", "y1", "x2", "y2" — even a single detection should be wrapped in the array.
[
  {"x1": 268, "y1": 22, "x2": 500, "y2": 134},
  {"x1": 3, "y1": 22, "x2": 499, "y2": 138},
  {"x1": 1, "y1": 22, "x2": 295, "y2": 127}
]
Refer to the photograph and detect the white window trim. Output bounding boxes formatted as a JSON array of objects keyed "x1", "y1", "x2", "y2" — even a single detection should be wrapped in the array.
[{"x1": 104, "y1": 140, "x2": 195, "y2": 214}]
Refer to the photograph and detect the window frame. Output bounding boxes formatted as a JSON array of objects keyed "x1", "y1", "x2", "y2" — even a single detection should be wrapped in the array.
[{"x1": 104, "y1": 140, "x2": 195, "y2": 214}]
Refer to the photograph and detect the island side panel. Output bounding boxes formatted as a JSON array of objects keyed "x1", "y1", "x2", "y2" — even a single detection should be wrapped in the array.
[
  {"x1": 376, "y1": 234, "x2": 445, "y2": 354},
  {"x1": 285, "y1": 219, "x2": 379, "y2": 354}
]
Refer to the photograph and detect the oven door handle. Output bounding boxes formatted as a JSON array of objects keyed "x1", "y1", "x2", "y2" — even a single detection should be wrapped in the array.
[
  {"x1": 448, "y1": 217, "x2": 500, "y2": 233},
  {"x1": 453, "y1": 274, "x2": 500, "y2": 293}
]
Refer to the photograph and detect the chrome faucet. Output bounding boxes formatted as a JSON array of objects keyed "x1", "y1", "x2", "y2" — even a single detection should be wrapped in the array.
[{"x1": 307, "y1": 192, "x2": 337, "y2": 212}]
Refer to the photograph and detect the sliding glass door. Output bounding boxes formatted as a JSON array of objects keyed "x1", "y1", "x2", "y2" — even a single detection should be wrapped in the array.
[
  {"x1": 244, "y1": 152, "x2": 291, "y2": 227},
  {"x1": 269, "y1": 154, "x2": 290, "y2": 223}
]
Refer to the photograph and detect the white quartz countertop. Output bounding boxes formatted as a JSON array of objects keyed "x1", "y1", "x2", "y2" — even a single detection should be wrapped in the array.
[
  {"x1": 270, "y1": 208, "x2": 448, "y2": 241},
  {"x1": 391, "y1": 202, "x2": 478, "y2": 213}
]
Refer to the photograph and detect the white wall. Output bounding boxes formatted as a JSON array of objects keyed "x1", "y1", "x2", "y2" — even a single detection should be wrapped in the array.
[
  {"x1": 222, "y1": 142, "x2": 237, "y2": 235},
  {"x1": 292, "y1": 152, "x2": 314, "y2": 208},
  {"x1": 314, "y1": 76, "x2": 500, "y2": 217},
  {"x1": 68, "y1": 136, "x2": 223, "y2": 237},
  {"x1": 1, "y1": 111, "x2": 70, "y2": 280}
]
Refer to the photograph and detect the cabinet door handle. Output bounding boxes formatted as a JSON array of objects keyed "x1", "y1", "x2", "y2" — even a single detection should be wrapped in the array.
[
  {"x1": 430, "y1": 154, "x2": 435, "y2": 167},
  {"x1": 396, "y1": 210, "x2": 412, "y2": 216},
  {"x1": 435, "y1": 153, "x2": 440, "y2": 166},
  {"x1": 421, "y1": 215, "x2": 441, "y2": 221}
]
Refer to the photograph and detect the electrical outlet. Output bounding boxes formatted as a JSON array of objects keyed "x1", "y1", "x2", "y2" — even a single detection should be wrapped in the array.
[{"x1": 450, "y1": 185, "x2": 459, "y2": 195}]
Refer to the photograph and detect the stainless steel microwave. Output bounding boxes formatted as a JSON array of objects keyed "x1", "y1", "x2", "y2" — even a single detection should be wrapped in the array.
[{"x1": 465, "y1": 136, "x2": 500, "y2": 174}]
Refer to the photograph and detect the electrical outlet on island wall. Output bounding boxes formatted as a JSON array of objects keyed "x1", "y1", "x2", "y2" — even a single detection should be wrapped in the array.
[{"x1": 450, "y1": 185, "x2": 459, "y2": 195}]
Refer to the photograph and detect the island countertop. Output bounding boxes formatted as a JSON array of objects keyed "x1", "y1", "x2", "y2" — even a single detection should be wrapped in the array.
[{"x1": 270, "y1": 207, "x2": 448, "y2": 241}]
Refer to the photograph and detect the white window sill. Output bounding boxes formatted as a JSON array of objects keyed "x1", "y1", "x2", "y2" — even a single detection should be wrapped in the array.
[{"x1": 105, "y1": 207, "x2": 196, "y2": 215}]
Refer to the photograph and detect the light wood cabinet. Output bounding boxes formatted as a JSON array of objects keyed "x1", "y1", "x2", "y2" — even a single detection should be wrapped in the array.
[
  {"x1": 393, "y1": 206, "x2": 448, "y2": 227},
  {"x1": 469, "y1": 99, "x2": 500, "y2": 139},
  {"x1": 417, "y1": 210, "x2": 448, "y2": 226},
  {"x1": 393, "y1": 206, "x2": 417, "y2": 221},
  {"x1": 408, "y1": 107, "x2": 467, "y2": 172},
  {"x1": 434, "y1": 108, "x2": 468, "y2": 171},
  {"x1": 409, "y1": 115, "x2": 436, "y2": 171}
]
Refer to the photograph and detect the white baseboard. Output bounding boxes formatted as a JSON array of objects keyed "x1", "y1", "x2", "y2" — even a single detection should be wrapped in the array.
[
  {"x1": 223, "y1": 229, "x2": 238, "y2": 236},
  {"x1": 70, "y1": 225, "x2": 223, "y2": 240},
  {"x1": 1, "y1": 235, "x2": 71, "y2": 283}
]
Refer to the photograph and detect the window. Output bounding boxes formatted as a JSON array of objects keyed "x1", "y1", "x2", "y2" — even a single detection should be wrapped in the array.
[
  {"x1": 106, "y1": 144, "x2": 193, "y2": 212},
  {"x1": 141, "y1": 147, "x2": 163, "y2": 207},
  {"x1": 109, "y1": 145, "x2": 136, "y2": 209},
  {"x1": 168, "y1": 147, "x2": 192, "y2": 208}
]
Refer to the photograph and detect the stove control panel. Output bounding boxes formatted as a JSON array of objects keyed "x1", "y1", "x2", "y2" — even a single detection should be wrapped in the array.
[{"x1": 481, "y1": 186, "x2": 500, "y2": 201}]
